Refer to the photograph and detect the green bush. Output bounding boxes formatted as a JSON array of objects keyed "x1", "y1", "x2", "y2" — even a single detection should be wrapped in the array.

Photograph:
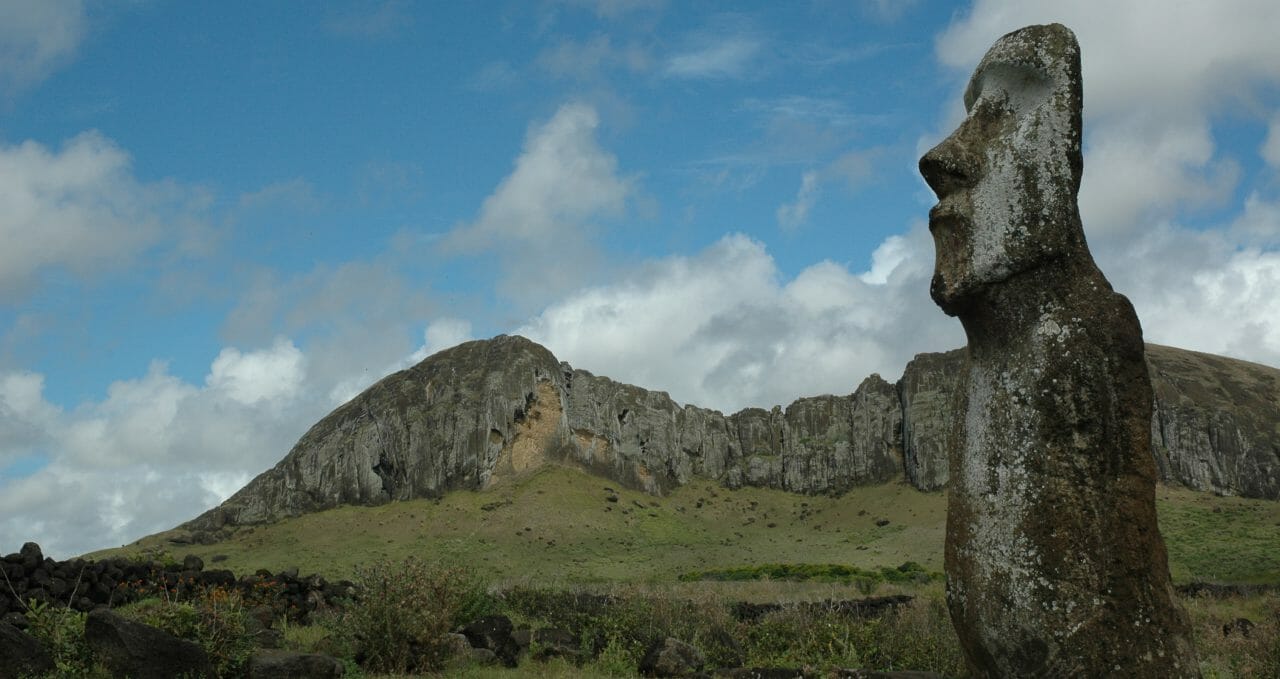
[
  {"x1": 867, "y1": 593, "x2": 966, "y2": 674},
  {"x1": 328, "y1": 557, "x2": 480, "y2": 674},
  {"x1": 743, "y1": 604, "x2": 871, "y2": 669},
  {"x1": 24, "y1": 600, "x2": 110, "y2": 678},
  {"x1": 115, "y1": 587, "x2": 257, "y2": 677}
]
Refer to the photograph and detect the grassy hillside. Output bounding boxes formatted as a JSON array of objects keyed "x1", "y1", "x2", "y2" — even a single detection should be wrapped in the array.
[{"x1": 91, "y1": 464, "x2": 1280, "y2": 586}]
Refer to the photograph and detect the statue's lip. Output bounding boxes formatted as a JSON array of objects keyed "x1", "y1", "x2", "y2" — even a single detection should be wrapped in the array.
[{"x1": 928, "y1": 203, "x2": 966, "y2": 230}]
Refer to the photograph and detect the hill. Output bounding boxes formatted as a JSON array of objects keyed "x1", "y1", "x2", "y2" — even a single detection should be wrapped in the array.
[
  {"x1": 99, "y1": 463, "x2": 1280, "y2": 586},
  {"x1": 176, "y1": 335, "x2": 1278, "y2": 542}
]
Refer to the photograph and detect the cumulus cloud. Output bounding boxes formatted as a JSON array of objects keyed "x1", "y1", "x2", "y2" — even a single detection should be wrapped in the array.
[
  {"x1": 328, "y1": 318, "x2": 474, "y2": 405},
  {"x1": 1099, "y1": 226, "x2": 1280, "y2": 369},
  {"x1": 0, "y1": 131, "x2": 211, "y2": 299},
  {"x1": 934, "y1": 1, "x2": 1280, "y2": 245},
  {"x1": 521, "y1": 232, "x2": 963, "y2": 412},
  {"x1": 0, "y1": 340, "x2": 338, "y2": 558},
  {"x1": 930, "y1": 0, "x2": 1280, "y2": 369},
  {"x1": 442, "y1": 103, "x2": 633, "y2": 307},
  {"x1": 935, "y1": 0, "x2": 1280, "y2": 119},
  {"x1": 1079, "y1": 117, "x2": 1239, "y2": 240},
  {"x1": 206, "y1": 338, "x2": 306, "y2": 408},
  {"x1": 0, "y1": 0, "x2": 86, "y2": 97}
]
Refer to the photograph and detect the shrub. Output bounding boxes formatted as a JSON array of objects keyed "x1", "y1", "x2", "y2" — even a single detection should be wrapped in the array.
[
  {"x1": 743, "y1": 604, "x2": 870, "y2": 669},
  {"x1": 24, "y1": 599, "x2": 110, "y2": 678},
  {"x1": 868, "y1": 592, "x2": 966, "y2": 674},
  {"x1": 330, "y1": 557, "x2": 480, "y2": 673},
  {"x1": 1185, "y1": 592, "x2": 1280, "y2": 678},
  {"x1": 116, "y1": 587, "x2": 258, "y2": 677}
]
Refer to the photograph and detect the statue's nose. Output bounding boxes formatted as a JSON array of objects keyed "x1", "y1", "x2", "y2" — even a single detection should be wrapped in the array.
[{"x1": 919, "y1": 136, "x2": 978, "y2": 199}]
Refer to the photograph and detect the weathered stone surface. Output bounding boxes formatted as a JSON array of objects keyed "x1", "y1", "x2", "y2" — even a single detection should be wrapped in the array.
[
  {"x1": 1147, "y1": 343, "x2": 1280, "y2": 498},
  {"x1": 186, "y1": 336, "x2": 570, "y2": 529},
  {"x1": 638, "y1": 636, "x2": 706, "y2": 677},
  {"x1": 182, "y1": 329, "x2": 1277, "y2": 535},
  {"x1": 919, "y1": 22, "x2": 1197, "y2": 677},
  {"x1": 85, "y1": 608, "x2": 214, "y2": 679},
  {"x1": 460, "y1": 615, "x2": 520, "y2": 668},
  {"x1": 897, "y1": 350, "x2": 964, "y2": 491},
  {"x1": 245, "y1": 649, "x2": 345, "y2": 678},
  {"x1": 0, "y1": 622, "x2": 54, "y2": 679},
  {"x1": 896, "y1": 346, "x2": 1280, "y2": 499}
]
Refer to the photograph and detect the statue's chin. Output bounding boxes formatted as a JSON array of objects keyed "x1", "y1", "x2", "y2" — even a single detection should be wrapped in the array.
[{"x1": 929, "y1": 273, "x2": 969, "y2": 317}]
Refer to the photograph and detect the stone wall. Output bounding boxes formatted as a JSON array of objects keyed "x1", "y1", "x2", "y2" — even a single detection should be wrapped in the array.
[{"x1": 0, "y1": 542, "x2": 344, "y2": 625}]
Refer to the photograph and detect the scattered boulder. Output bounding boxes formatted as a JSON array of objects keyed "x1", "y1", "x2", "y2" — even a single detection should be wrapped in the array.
[
  {"x1": 639, "y1": 637, "x2": 706, "y2": 677},
  {"x1": 1222, "y1": 618, "x2": 1255, "y2": 638},
  {"x1": 460, "y1": 615, "x2": 520, "y2": 667},
  {"x1": 85, "y1": 608, "x2": 214, "y2": 679},
  {"x1": 244, "y1": 649, "x2": 344, "y2": 678},
  {"x1": 0, "y1": 623, "x2": 54, "y2": 679}
]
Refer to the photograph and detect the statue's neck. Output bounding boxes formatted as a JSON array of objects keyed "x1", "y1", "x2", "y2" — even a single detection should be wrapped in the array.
[{"x1": 957, "y1": 254, "x2": 1108, "y2": 358}]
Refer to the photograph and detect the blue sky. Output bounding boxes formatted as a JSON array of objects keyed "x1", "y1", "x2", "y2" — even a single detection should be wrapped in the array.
[{"x1": 2, "y1": 0, "x2": 1279, "y2": 557}]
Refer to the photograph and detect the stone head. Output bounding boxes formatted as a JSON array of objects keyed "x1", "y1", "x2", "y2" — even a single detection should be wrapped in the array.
[{"x1": 919, "y1": 23, "x2": 1085, "y2": 315}]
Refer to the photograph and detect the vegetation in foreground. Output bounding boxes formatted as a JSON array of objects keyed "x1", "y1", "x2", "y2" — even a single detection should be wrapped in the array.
[
  {"x1": 36, "y1": 464, "x2": 1275, "y2": 676},
  {"x1": 12, "y1": 557, "x2": 1279, "y2": 678}
]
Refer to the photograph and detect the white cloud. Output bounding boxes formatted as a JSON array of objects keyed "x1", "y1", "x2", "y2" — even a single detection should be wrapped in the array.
[
  {"x1": 1099, "y1": 226, "x2": 1280, "y2": 369},
  {"x1": 930, "y1": 0, "x2": 1280, "y2": 373},
  {"x1": 207, "y1": 338, "x2": 306, "y2": 407},
  {"x1": 0, "y1": 131, "x2": 211, "y2": 298},
  {"x1": 327, "y1": 318, "x2": 474, "y2": 405},
  {"x1": 521, "y1": 232, "x2": 962, "y2": 412},
  {"x1": 0, "y1": 0, "x2": 86, "y2": 97},
  {"x1": 412, "y1": 318, "x2": 474, "y2": 362},
  {"x1": 446, "y1": 103, "x2": 629, "y2": 248},
  {"x1": 665, "y1": 32, "x2": 761, "y2": 79},
  {"x1": 0, "y1": 339, "x2": 343, "y2": 557},
  {"x1": 776, "y1": 170, "x2": 820, "y2": 230},
  {"x1": 1079, "y1": 117, "x2": 1239, "y2": 240},
  {"x1": 443, "y1": 103, "x2": 633, "y2": 307},
  {"x1": 935, "y1": 0, "x2": 1280, "y2": 120}
]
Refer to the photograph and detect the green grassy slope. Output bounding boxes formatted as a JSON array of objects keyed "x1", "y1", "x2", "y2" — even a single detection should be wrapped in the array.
[{"x1": 90, "y1": 464, "x2": 1279, "y2": 586}]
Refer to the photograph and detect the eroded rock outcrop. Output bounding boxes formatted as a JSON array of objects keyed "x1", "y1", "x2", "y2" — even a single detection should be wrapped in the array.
[
  {"x1": 186, "y1": 336, "x2": 905, "y2": 531},
  {"x1": 1148, "y1": 343, "x2": 1280, "y2": 499},
  {"x1": 184, "y1": 329, "x2": 1278, "y2": 536},
  {"x1": 918, "y1": 23, "x2": 1196, "y2": 677}
]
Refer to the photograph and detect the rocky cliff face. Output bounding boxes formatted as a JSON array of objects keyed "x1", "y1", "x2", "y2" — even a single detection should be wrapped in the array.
[
  {"x1": 1147, "y1": 344, "x2": 1280, "y2": 499},
  {"x1": 185, "y1": 335, "x2": 1279, "y2": 531}
]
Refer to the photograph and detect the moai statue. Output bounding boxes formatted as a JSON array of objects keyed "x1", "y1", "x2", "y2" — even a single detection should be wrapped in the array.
[{"x1": 917, "y1": 24, "x2": 1199, "y2": 677}]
